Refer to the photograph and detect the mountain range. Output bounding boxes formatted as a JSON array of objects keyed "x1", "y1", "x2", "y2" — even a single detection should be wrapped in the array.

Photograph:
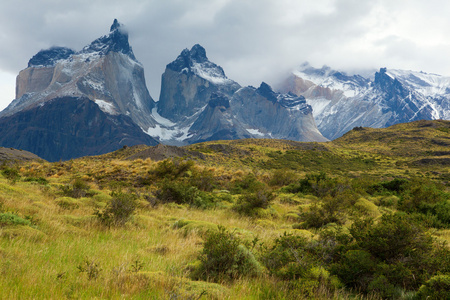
[
  {"x1": 0, "y1": 19, "x2": 448, "y2": 161},
  {"x1": 278, "y1": 63, "x2": 450, "y2": 140}
]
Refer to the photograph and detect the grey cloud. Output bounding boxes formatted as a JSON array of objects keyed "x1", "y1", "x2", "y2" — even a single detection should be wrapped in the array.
[{"x1": 1, "y1": 0, "x2": 450, "y2": 109}]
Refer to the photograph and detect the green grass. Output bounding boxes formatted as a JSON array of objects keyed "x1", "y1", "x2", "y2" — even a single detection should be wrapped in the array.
[{"x1": 0, "y1": 120, "x2": 449, "y2": 299}]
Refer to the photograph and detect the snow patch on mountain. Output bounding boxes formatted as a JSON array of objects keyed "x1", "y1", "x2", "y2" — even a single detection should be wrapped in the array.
[
  {"x1": 281, "y1": 64, "x2": 450, "y2": 140},
  {"x1": 95, "y1": 99, "x2": 118, "y2": 115},
  {"x1": 246, "y1": 128, "x2": 265, "y2": 137},
  {"x1": 191, "y1": 62, "x2": 233, "y2": 85}
]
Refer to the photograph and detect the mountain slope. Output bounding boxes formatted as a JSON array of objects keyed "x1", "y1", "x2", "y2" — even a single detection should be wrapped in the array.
[
  {"x1": 0, "y1": 97, "x2": 156, "y2": 162},
  {"x1": 153, "y1": 46, "x2": 328, "y2": 144},
  {"x1": 279, "y1": 63, "x2": 450, "y2": 139},
  {"x1": 1, "y1": 19, "x2": 157, "y2": 131},
  {"x1": 0, "y1": 20, "x2": 158, "y2": 161}
]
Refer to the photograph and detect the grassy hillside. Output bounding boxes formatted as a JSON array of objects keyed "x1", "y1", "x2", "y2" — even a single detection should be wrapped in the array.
[{"x1": 0, "y1": 120, "x2": 449, "y2": 299}]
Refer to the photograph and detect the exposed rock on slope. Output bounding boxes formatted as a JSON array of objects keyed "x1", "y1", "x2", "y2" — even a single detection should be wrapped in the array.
[
  {"x1": 152, "y1": 46, "x2": 328, "y2": 144},
  {"x1": 0, "y1": 147, "x2": 43, "y2": 163},
  {"x1": 0, "y1": 97, "x2": 156, "y2": 162},
  {"x1": 0, "y1": 20, "x2": 158, "y2": 161},
  {"x1": 157, "y1": 44, "x2": 240, "y2": 124},
  {"x1": 1, "y1": 19, "x2": 157, "y2": 131}
]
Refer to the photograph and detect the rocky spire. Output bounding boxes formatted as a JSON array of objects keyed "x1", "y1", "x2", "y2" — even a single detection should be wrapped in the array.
[
  {"x1": 110, "y1": 18, "x2": 121, "y2": 31},
  {"x1": 82, "y1": 19, "x2": 136, "y2": 60}
]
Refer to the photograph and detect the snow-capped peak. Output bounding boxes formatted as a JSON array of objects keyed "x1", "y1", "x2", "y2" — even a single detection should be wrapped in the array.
[
  {"x1": 167, "y1": 44, "x2": 234, "y2": 85},
  {"x1": 81, "y1": 19, "x2": 136, "y2": 60},
  {"x1": 292, "y1": 63, "x2": 370, "y2": 98}
]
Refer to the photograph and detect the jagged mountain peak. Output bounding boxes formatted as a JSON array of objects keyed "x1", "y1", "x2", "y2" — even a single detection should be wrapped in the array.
[
  {"x1": 28, "y1": 46, "x2": 75, "y2": 67},
  {"x1": 279, "y1": 64, "x2": 450, "y2": 140},
  {"x1": 257, "y1": 82, "x2": 278, "y2": 103},
  {"x1": 165, "y1": 44, "x2": 235, "y2": 85},
  {"x1": 110, "y1": 18, "x2": 122, "y2": 32},
  {"x1": 190, "y1": 44, "x2": 208, "y2": 62},
  {"x1": 167, "y1": 44, "x2": 209, "y2": 71},
  {"x1": 81, "y1": 19, "x2": 135, "y2": 60}
]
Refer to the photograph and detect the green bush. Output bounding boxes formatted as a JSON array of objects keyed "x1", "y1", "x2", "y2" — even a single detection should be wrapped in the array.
[
  {"x1": 330, "y1": 250, "x2": 376, "y2": 290},
  {"x1": 192, "y1": 226, "x2": 262, "y2": 282},
  {"x1": 263, "y1": 233, "x2": 312, "y2": 280},
  {"x1": 268, "y1": 169, "x2": 298, "y2": 187},
  {"x1": 189, "y1": 168, "x2": 217, "y2": 192},
  {"x1": 1, "y1": 167, "x2": 20, "y2": 184},
  {"x1": 299, "y1": 195, "x2": 347, "y2": 228},
  {"x1": 23, "y1": 177, "x2": 49, "y2": 185},
  {"x1": 94, "y1": 192, "x2": 137, "y2": 227},
  {"x1": 350, "y1": 214, "x2": 433, "y2": 262},
  {"x1": 230, "y1": 173, "x2": 264, "y2": 194},
  {"x1": 416, "y1": 275, "x2": 450, "y2": 300},
  {"x1": 232, "y1": 187, "x2": 275, "y2": 216},
  {"x1": 0, "y1": 212, "x2": 32, "y2": 227},
  {"x1": 398, "y1": 179, "x2": 448, "y2": 212},
  {"x1": 60, "y1": 179, "x2": 95, "y2": 198},
  {"x1": 155, "y1": 180, "x2": 215, "y2": 208},
  {"x1": 150, "y1": 158, "x2": 194, "y2": 180},
  {"x1": 368, "y1": 178, "x2": 409, "y2": 195},
  {"x1": 327, "y1": 213, "x2": 450, "y2": 295},
  {"x1": 367, "y1": 274, "x2": 399, "y2": 299}
]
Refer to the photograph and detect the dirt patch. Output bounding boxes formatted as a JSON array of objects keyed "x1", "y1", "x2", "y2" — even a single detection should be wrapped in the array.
[
  {"x1": 0, "y1": 147, "x2": 43, "y2": 163},
  {"x1": 126, "y1": 144, "x2": 204, "y2": 161}
]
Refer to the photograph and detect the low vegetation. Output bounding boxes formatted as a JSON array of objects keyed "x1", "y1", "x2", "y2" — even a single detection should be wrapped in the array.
[{"x1": 0, "y1": 120, "x2": 449, "y2": 299}]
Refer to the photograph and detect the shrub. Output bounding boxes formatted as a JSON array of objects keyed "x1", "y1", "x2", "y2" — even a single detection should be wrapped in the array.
[
  {"x1": 230, "y1": 173, "x2": 264, "y2": 194},
  {"x1": 268, "y1": 169, "x2": 298, "y2": 187},
  {"x1": 367, "y1": 274, "x2": 399, "y2": 299},
  {"x1": 1, "y1": 167, "x2": 20, "y2": 184},
  {"x1": 398, "y1": 179, "x2": 448, "y2": 212},
  {"x1": 350, "y1": 214, "x2": 433, "y2": 262},
  {"x1": 77, "y1": 258, "x2": 102, "y2": 280},
  {"x1": 155, "y1": 180, "x2": 215, "y2": 208},
  {"x1": 150, "y1": 158, "x2": 194, "y2": 180},
  {"x1": 189, "y1": 168, "x2": 217, "y2": 192},
  {"x1": 232, "y1": 187, "x2": 275, "y2": 216},
  {"x1": 368, "y1": 178, "x2": 409, "y2": 195},
  {"x1": 60, "y1": 179, "x2": 94, "y2": 198},
  {"x1": 263, "y1": 233, "x2": 312, "y2": 280},
  {"x1": 0, "y1": 212, "x2": 32, "y2": 227},
  {"x1": 330, "y1": 250, "x2": 376, "y2": 290},
  {"x1": 95, "y1": 192, "x2": 137, "y2": 227},
  {"x1": 192, "y1": 226, "x2": 262, "y2": 282},
  {"x1": 299, "y1": 195, "x2": 347, "y2": 228},
  {"x1": 23, "y1": 177, "x2": 49, "y2": 185},
  {"x1": 416, "y1": 275, "x2": 450, "y2": 300}
]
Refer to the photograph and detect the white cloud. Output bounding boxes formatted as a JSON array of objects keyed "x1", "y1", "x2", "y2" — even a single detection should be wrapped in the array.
[{"x1": 1, "y1": 0, "x2": 450, "y2": 109}]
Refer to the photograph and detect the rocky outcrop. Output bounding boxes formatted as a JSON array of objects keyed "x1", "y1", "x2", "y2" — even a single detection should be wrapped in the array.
[
  {"x1": 185, "y1": 83, "x2": 328, "y2": 143},
  {"x1": 1, "y1": 19, "x2": 157, "y2": 131},
  {"x1": 157, "y1": 44, "x2": 240, "y2": 124},
  {"x1": 0, "y1": 97, "x2": 157, "y2": 161},
  {"x1": 0, "y1": 22, "x2": 329, "y2": 161},
  {"x1": 152, "y1": 46, "x2": 328, "y2": 144}
]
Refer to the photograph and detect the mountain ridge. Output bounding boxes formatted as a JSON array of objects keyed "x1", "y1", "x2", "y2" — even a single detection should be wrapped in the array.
[{"x1": 278, "y1": 63, "x2": 450, "y2": 139}]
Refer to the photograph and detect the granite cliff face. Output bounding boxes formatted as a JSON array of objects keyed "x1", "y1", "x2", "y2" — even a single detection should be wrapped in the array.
[
  {"x1": 157, "y1": 44, "x2": 240, "y2": 124},
  {"x1": 0, "y1": 20, "x2": 158, "y2": 161},
  {"x1": 152, "y1": 46, "x2": 327, "y2": 144},
  {"x1": 279, "y1": 64, "x2": 450, "y2": 140},
  {"x1": 0, "y1": 97, "x2": 156, "y2": 162},
  {"x1": 1, "y1": 19, "x2": 156, "y2": 131},
  {"x1": 0, "y1": 21, "x2": 328, "y2": 160}
]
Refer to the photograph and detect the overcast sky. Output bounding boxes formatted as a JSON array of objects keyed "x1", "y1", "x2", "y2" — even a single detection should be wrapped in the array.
[{"x1": 1, "y1": 0, "x2": 450, "y2": 110}]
